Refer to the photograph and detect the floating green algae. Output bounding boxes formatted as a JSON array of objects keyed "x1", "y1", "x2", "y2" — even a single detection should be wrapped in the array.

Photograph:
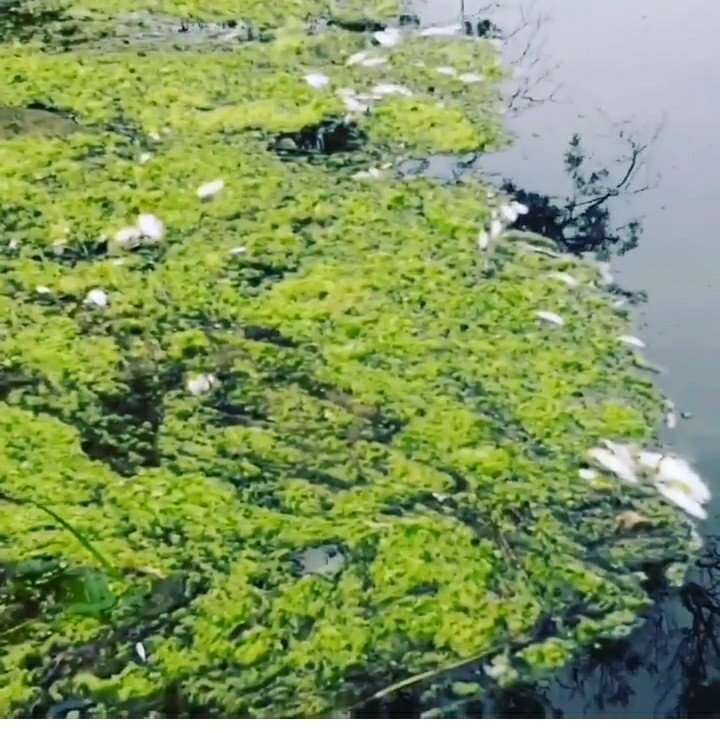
[{"x1": 0, "y1": 0, "x2": 699, "y2": 718}]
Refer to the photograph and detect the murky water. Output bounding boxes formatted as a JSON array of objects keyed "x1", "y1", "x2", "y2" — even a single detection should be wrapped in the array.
[{"x1": 414, "y1": 0, "x2": 720, "y2": 718}]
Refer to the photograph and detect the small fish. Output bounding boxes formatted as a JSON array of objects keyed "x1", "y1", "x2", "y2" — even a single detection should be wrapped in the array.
[
  {"x1": 477, "y1": 230, "x2": 490, "y2": 251},
  {"x1": 458, "y1": 72, "x2": 484, "y2": 83},
  {"x1": 548, "y1": 272, "x2": 579, "y2": 287},
  {"x1": 229, "y1": 246, "x2": 246, "y2": 256},
  {"x1": 36, "y1": 286, "x2": 52, "y2": 295},
  {"x1": 373, "y1": 27, "x2": 402, "y2": 47},
  {"x1": 499, "y1": 203, "x2": 518, "y2": 224},
  {"x1": 340, "y1": 93, "x2": 369, "y2": 113},
  {"x1": 138, "y1": 152, "x2": 152, "y2": 164},
  {"x1": 135, "y1": 642, "x2": 147, "y2": 663},
  {"x1": 578, "y1": 468, "x2": 599, "y2": 482},
  {"x1": 83, "y1": 288, "x2": 108, "y2": 308},
  {"x1": 353, "y1": 167, "x2": 383, "y2": 180},
  {"x1": 656, "y1": 482, "x2": 708, "y2": 521},
  {"x1": 597, "y1": 262, "x2": 614, "y2": 286},
  {"x1": 588, "y1": 446, "x2": 637, "y2": 484},
  {"x1": 665, "y1": 408, "x2": 677, "y2": 429},
  {"x1": 511, "y1": 201, "x2": 529, "y2": 216},
  {"x1": 371, "y1": 83, "x2": 413, "y2": 97},
  {"x1": 304, "y1": 72, "x2": 329, "y2": 89},
  {"x1": 618, "y1": 335, "x2": 645, "y2": 349},
  {"x1": 435, "y1": 66, "x2": 457, "y2": 76},
  {"x1": 489, "y1": 218, "x2": 504, "y2": 239},
  {"x1": 196, "y1": 179, "x2": 224, "y2": 202},
  {"x1": 360, "y1": 56, "x2": 388, "y2": 68},
  {"x1": 419, "y1": 24, "x2": 462, "y2": 37},
  {"x1": 137, "y1": 214, "x2": 165, "y2": 241},
  {"x1": 186, "y1": 373, "x2": 217, "y2": 396},
  {"x1": 115, "y1": 226, "x2": 141, "y2": 246},
  {"x1": 346, "y1": 51, "x2": 368, "y2": 66},
  {"x1": 656, "y1": 456, "x2": 711, "y2": 504},
  {"x1": 536, "y1": 310, "x2": 565, "y2": 327}
]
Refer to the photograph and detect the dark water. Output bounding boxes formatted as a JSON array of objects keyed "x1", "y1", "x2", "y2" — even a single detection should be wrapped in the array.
[{"x1": 415, "y1": 0, "x2": 720, "y2": 718}]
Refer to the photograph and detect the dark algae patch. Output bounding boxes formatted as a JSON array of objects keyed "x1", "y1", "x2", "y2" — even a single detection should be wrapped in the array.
[{"x1": 0, "y1": 0, "x2": 703, "y2": 719}]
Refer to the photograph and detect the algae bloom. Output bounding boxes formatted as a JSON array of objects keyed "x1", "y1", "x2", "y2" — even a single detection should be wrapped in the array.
[{"x1": 0, "y1": 0, "x2": 707, "y2": 719}]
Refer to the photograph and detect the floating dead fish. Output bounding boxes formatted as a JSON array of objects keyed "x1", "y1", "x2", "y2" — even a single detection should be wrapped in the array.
[
  {"x1": 419, "y1": 24, "x2": 462, "y2": 37},
  {"x1": 435, "y1": 66, "x2": 457, "y2": 76},
  {"x1": 196, "y1": 179, "x2": 224, "y2": 202},
  {"x1": 339, "y1": 92, "x2": 369, "y2": 113},
  {"x1": 353, "y1": 167, "x2": 383, "y2": 180},
  {"x1": 372, "y1": 83, "x2": 413, "y2": 97},
  {"x1": 655, "y1": 455, "x2": 711, "y2": 504},
  {"x1": 137, "y1": 213, "x2": 165, "y2": 241},
  {"x1": 597, "y1": 262, "x2": 614, "y2": 286},
  {"x1": 304, "y1": 72, "x2": 329, "y2": 89},
  {"x1": 458, "y1": 72, "x2": 485, "y2": 84},
  {"x1": 229, "y1": 246, "x2": 246, "y2": 256},
  {"x1": 489, "y1": 218, "x2": 504, "y2": 239},
  {"x1": 664, "y1": 400, "x2": 677, "y2": 429},
  {"x1": 346, "y1": 51, "x2": 368, "y2": 66},
  {"x1": 138, "y1": 152, "x2": 152, "y2": 164},
  {"x1": 499, "y1": 203, "x2": 518, "y2": 224},
  {"x1": 536, "y1": 310, "x2": 565, "y2": 327},
  {"x1": 135, "y1": 642, "x2": 147, "y2": 663},
  {"x1": 588, "y1": 446, "x2": 637, "y2": 484},
  {"x1": 115, "y1": 226, "x2": 141, "y2": 246},
  {"x1": 477, "y1": 230, "x2": 490, "y2": 251},
  {"x1": 186, "y1": 373, "x2": 217, "y2": 396},
  {"x1": 548, "y1": 271, "x2": 579, "y2": 287},
  {"x1": 656, "y1": 482, "x2": 707, "y2": 521},
  {"x1": 373, "y1": 27, "x2": 402, "y2": 47},
  {"x1": 578, "y1": 468, "x2": 599, "y2": 482},
  {"x1": 83, "y1": 288, "x2": 108, "y2": 308},
  {"x1": 618, "y1": 334, "x2": 645, "y2": 349},
  {"x1": 36, "y1": 286, "x2": 52, "y2": 295},
  {"x1": 360, "y1": 56, "x2": 388, "y2": 68}
]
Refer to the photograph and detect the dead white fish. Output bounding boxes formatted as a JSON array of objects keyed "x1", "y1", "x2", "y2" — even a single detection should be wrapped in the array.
[
  {"x1": 511, "y1": 201, "x2": 529, "y2": 216},
  {"x1": 372, "y1": 83, "x2": 413, "y2": 97},
  {"x1": 186, "y1": 373, "x2": 217, "y2": 396},
  {"x1": 489, "y1": 218, "x2": 504, "y2": 239},
  {"x1": 588, "y1": 446, "x2": 637, "y2": 484},
  {"x1": 229, "y1": 246, "x2": 247, "y2": 256},
  {"x1": 353, "y1": 167, "x2": 383, "y2": 180},
  {"x1": 373, "y1": 27, "x2": 402, "y2": 47},
  {"x1": 524, "y1": 244, "x2": 564, "y2": 259},
  {"x1": 419, "y1": 24, "x2": 461, "y2": 37},
  {"x1": 360, "y1": 56, "x2": 388, "y2": 68},
  {"x1": 138, "y1": 152, "x2": 153, "y2": 164},
  {"x1": 148, "y1": 131, "x2": 161, "y2": 141},
  {"x1": 36, "y1": 286, "x2": 52, "y2": 295},
  {"x1": 477, "y1": 230, "x2": 490, "y2": 251},
  {"x1": 664, "y1": 400, "x2": 677, "y2": 429},
  {"x1": 638, "y1": 450, "x2": 663, "y2": 471},
  {"x1": 137, "y1": 214, "x2": 165, "y2": 241},
  {"x1": 340, "y1": 92, "x2": 369, "y2": 113},
  {"x1": 597, "y1": 262, "x2": 614, "y2": 286},
  {"x1": 548, "y1": 271, "x2": 579, "y2": 287},
  {"x1": 304, "y1": 72, "x2": 329, "y2": 89},
  {"x1": 578, "y1": 468, "x2": 599, "y2": 482},
  {"x1": 656, "y1": 456, "x2": 711, "y2": 504},
  {"x1": 114, "y1": 226, "x2": 141, "y2": 246},
  {"x1": 603, "y1": 440, "x2": 636, "y2": 471},
  {"x1": 618, "y1": 335, "x2": 645, "y2": 349},
  {"x1": 135, "y1": 642, "x2": 147, "y2": 663},
  {"x1": 83, "y1": 288, "x2": 108, "y2": 308},
  {"x1": 656, "y1": 482, "x2": 708, "y2": 521},
  {"x1": 536, "y1": 310, "x2": 565, "y2": 327},
  {"x1": 458, "y1": 72, "x2": 485, "y2": 84},
  {"x1": 499, "y1": 203, "x2": 519, "y2": 224},
  {"x1": 435, "y1": 66, "x2": 457, "y2": 76},
  {"x1": 196, "y1": 179, "x2": 224, "y2": 202},
  {"x1": 346, "y1": 51, "x2": 368, "y2": 66},
  {"x1": 8, "y1": 239, "x2": 19, "y2": 251}
]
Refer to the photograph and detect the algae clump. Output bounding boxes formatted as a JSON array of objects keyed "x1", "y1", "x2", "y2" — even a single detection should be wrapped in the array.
[{"x1": 0, "y1": 0, "x2": 699, "y2": 718}]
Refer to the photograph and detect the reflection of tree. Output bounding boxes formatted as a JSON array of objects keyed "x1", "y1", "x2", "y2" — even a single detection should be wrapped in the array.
[{"x1": 503, "y1": 126, "x2": 660, "y2": 263}]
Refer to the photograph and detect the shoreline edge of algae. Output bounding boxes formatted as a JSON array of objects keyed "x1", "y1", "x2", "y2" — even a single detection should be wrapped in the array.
[{"x1": 0, "y1": 0, "x2": 705, "y2": 718}]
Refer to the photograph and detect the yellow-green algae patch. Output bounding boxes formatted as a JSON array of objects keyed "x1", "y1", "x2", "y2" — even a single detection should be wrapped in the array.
[{"x1": 0, "y1": 0, "x2": 697, "y2": 718}]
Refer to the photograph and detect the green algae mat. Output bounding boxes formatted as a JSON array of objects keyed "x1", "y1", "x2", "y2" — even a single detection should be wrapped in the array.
[{"x1": 0, "y1": 0, "x2": 702, "y2": 718}]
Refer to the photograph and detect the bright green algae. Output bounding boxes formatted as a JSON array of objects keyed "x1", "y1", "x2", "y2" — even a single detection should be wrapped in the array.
[{"x1": 0, "y1": 0, "x2": 698, "y2": 718}]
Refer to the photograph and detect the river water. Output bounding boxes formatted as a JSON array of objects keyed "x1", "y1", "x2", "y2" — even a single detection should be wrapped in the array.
[{"x1": 413, "y1": 0, "x2": 720, "y2": 718}]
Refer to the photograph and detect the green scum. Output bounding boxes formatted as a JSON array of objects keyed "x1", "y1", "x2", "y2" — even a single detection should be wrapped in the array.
[{"x1": 0, "y1": 0, "x2": 697, "y2": 718}]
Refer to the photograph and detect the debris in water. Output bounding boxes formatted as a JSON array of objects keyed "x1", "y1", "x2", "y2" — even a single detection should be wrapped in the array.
[
  {"x1": 681, "y1": 411, "x2": 693, "y2": 420},
  {"x1": 196, "y1": 179, "x2": 224, "y2": 202},
  {"x1": 304, "y1": 72, "x2": 329, "y2": 89},
  {"x1": 536, "y1": 310, "x2": 565, "y2": 327}
]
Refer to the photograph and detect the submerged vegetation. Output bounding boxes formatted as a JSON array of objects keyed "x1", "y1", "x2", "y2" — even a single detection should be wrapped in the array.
[{"x1": 0, "y1": 0, "x2": 707, "y2": 718}]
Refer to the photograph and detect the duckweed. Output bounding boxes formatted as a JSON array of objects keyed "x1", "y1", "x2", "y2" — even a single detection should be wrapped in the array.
[{"x1": 0, "y1": 0, "x2": 698, "y2": 718}]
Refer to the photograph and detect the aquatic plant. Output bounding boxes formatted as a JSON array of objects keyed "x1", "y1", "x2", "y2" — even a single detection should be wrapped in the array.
[{"x1": 0, "y1": 0, "x2": 707, "y2": 719}]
